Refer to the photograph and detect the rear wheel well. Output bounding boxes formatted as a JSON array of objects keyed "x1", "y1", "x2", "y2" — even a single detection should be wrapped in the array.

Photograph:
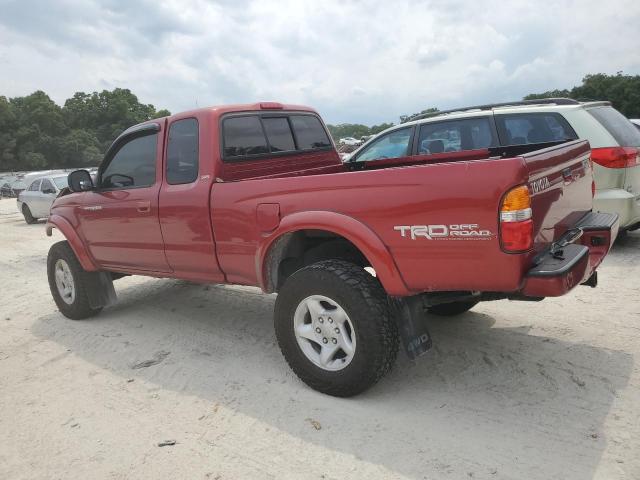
[{"x1": 264, "y1": 230, "x2": 370, "y2": 292}]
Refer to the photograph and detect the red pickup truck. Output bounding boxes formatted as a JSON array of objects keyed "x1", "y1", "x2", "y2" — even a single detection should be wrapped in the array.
[{"x1": 46, "y1": 102, "x2": 618, "y2": 396}]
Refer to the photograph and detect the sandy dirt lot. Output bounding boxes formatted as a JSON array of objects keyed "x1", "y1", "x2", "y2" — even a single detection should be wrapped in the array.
[{"x1": 1, "y1": 198, "x2": 639, "y2": 480}]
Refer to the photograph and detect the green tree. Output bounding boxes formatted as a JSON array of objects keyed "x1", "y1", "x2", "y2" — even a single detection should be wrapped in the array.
[
  {"x1": 400, "y1": 107, "x2": 439, "y2": 124},
  {"x1": 524, "y1": 72, "x2": 640, "y2": 117},
  {"x1": 523, "y1": 89, "x2": 571, "y2": 100},
  {"x1": 0, "y1": 96, "x2": 18, "y2": 170},
  {"x1": 0, "y1": 88, "x2": 170, "y2": 172}
]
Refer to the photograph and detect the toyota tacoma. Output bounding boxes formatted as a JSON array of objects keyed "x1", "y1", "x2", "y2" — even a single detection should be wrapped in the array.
[{"x1": 46, "y1": 102, "x2": 618, "y2": 396}]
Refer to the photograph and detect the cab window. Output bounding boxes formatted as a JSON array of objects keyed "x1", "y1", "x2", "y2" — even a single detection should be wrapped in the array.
[
  {"x1": 101, "y1": 133, "x2": 158, "y2": 189},
  {"x1": 417, "y1": 118, "x2": 496, "y2": 155},
  {"x1": 28, "y1": 179, "x2": 41, "y2": 191},
  {"x1": 356, "y1": 128, "x2": 413, "y2": 162},
  {"x1": 166, "y1": 118, "x2": 199, "y2": 185}
]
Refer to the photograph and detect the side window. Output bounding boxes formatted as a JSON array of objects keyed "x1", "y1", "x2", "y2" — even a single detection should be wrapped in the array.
[
  {"x1": 356, "y1": 128, "x2": 413, "y2": 162},
  {"x1": 166, "y1": 118, "x2": 199, "y2": 185},
  {"x1": 497, "y1": 113, "x2": 577, "y2": 146},
  {"x1": 223, "y1": 116, "x2": 269, "y2": 158},
  {"x1": 101, "y1": 133, "x2": 158, "y2": 189},
  {"x1": 262, "y1": 117, "x2": 295, "y2": 152},
  {"x1": 40, "y1": 179, "x2": 55, "y2": 193},
  {"x1": 290, "y1": 115, "x2": 331, "y2": 150},
  {"x1": 417, "y1": 118, "x2": 495, "y2": 155},
  {"x1": 28, "y1": 180, "x2": 41, "y2": 191}
]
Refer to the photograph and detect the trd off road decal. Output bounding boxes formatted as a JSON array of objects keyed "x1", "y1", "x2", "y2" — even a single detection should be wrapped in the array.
[{"x1": 394, "y1": 224, "x2": 494, "y2": 241}]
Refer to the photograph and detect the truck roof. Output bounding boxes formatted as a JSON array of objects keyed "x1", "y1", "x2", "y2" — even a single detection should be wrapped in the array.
[{"x1": 157, "y1": 102, "x2": 319, "y2": 123}]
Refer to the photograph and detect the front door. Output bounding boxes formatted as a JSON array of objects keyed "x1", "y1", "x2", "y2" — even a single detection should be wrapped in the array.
[{"x1": 77, "y1": 124, "x2": 171, "y2": 273}]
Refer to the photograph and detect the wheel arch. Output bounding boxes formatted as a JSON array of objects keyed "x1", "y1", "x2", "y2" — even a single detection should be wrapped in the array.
[
  {"x1": 46, "y1": 215, "x2": 99, "y2": 271},
  {"x1": 257, "y1": 211, "x2": 410, "y2": 296}
]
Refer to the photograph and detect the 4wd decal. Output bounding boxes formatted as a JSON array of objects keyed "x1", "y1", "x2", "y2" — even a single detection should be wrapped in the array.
[
  {"x1": 394, "y1": 224, "x2": 494, "y2": 241},
  {"x1": 530, "y1": 176, "x2": 551, "y2": 194}
]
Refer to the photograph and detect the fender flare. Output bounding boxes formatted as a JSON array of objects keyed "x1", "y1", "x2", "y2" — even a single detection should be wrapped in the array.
[
  {"x1": 256, "y1": 211, "x2": 410, "y2": 296},
  {"x1": 46, "y1": 215, "x2": 99, "y2": 271}
]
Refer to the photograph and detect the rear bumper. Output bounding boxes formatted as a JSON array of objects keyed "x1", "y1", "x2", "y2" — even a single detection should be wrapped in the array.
[
  {"x1": 594, "y1": 188, "x2": 640, "y2": 229},
  {"x1": 521, "y1": 212, "x2": 619, "y2": 297}
]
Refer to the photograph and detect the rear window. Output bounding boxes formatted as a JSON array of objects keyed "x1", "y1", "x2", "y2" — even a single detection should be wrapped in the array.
[
  {"x1": 290, "y1": 115, "x2": 331, "y2": 150},
  {"x1": 262, "y1": 117, "x2": 296, "y2": 152},
  {"x1": 496, "y1": 113, "x2": 577, "y2": 146},
  {"x1": 587, "y1": 107, "x2": 640, "y2": 147},
  {"x1": 222, "y1": 113, "x2": 331, "y2": 160},
  {"x1": 223, "y1": 116, "x2": 269, "y2": 158}
]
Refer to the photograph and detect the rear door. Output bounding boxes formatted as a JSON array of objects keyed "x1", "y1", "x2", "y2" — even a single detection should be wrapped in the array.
[
  {"x1": 158, "y1": 116, "x2": 224, "y2": 281},
  {"x1": 37, "y1": 178, "x2": 58, "y2": 217},
  {"x1": 77, "y1": 123, "x2": 171, "y2": 272}
]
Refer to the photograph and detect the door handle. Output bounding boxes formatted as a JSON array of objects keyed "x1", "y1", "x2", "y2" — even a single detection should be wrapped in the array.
[{"x1": 136, "y1": 201, "x2": 151, "y2": 213}]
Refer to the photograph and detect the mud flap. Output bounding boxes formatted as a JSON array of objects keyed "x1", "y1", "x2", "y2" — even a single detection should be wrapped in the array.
[
  {"x1": 396, "y1": 296, "x2": 432, "y2": 360},
  {"x1": 86, "y1": 272, "x2": 117, "y2": 309}
]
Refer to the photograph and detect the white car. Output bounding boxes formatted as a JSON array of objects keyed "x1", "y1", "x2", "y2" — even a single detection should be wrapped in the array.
[
  {"x1": 16, "y1": 174, "x2": 68, "y2": 224},
  {"x1": 630, "y1": 119, "x2": 640, "y2": 131},
  {"x1": 346, "y1": 98, "x2": 640, "y2": 231},
  {"x1": 338, "y1": 137, "x2": 360, "y2": 146}
]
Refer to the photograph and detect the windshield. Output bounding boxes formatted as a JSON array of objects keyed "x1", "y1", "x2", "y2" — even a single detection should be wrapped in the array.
[{"x1": 53, "y1": 177, "x2": 68, "y2": 189}]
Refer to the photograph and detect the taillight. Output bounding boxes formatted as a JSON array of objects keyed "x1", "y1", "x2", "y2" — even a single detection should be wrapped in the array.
[
  {"x1": 591, "y1": 147, "x2": 640, "y2": 168},
  {"x1": 500, "y1": 185, "x2": 533, "y2": 252}
]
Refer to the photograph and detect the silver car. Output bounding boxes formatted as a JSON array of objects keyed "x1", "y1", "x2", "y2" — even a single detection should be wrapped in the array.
[{"x1": 16, "y1": 174, "x2": 68, "y2": 224}]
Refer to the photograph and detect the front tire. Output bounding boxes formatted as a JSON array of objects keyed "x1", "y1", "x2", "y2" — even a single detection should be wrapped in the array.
[
  {"x1": 274, "y1": 260, "x2": 399, "y2": 397},
  {"x1": 22, "y1": 204, "x2": 37, "y2": 224},
  {"x1": 47, "y1": 241, "x2": 103, "y2": 320},
  {"x1": 427, "y1": 300, "x2": 478, "y2": 316}
]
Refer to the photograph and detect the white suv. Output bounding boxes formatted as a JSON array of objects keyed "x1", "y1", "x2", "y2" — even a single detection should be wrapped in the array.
[{"x1": 347, "y1": 99, "x2": 640, "y2": 231}]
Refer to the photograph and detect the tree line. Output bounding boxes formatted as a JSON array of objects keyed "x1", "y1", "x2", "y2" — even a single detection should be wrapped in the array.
[
  {"x1": 0, "y1": 88, "x2": 170, "y2": 172},
  {"x1": 1, "y1": 72, "x2": 638, "y2": 172}
]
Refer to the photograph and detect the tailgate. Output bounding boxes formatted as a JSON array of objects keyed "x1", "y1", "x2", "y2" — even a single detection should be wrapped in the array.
[{"x1": 521, "y1": 140, "x2": 593, "y2": 252}]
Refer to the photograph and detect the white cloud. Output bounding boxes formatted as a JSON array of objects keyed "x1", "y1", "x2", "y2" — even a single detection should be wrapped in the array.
[{"x1": 0, "y1": 0, "x2": 638, "y2": 124}]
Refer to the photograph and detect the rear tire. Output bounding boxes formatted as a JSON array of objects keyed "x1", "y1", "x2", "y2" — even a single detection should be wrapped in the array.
[
  {"x1": 427, "y1": 300, "x2": 478, "y2": 316},
  {"x1": 22, "y1": 204, "x2": 37, "y2": 224},
  {"x1": 274, "y1": 260, "x2": 399, "y2": 397},
  {"x1": 47, "y1": 241, "x2": 103, "y2": 320}
]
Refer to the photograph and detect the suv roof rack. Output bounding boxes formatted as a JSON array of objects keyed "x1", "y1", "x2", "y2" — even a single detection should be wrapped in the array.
[{"x1": 408, "y1": 98, "x2": 582, "y2": 122}]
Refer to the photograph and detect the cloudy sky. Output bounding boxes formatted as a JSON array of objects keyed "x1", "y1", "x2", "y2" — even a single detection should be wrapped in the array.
[{"x1": 0, "y1": 0, "x2": 639, "y2": 125}]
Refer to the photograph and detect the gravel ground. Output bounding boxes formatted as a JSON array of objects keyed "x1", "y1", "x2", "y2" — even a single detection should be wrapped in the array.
[{"x1": 1, "y1": 198, "x2": 639, "y2": 480}]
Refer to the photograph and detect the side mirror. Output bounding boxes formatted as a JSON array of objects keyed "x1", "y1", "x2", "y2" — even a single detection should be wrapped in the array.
[{"x1": 68, "y1": 170, "x2": 95, "y2": 192}]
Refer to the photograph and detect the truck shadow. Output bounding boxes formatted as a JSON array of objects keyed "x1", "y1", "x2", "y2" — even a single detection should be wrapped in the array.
[{"x1": 32, "y1": 279, "x2": 632, "y2": 480}]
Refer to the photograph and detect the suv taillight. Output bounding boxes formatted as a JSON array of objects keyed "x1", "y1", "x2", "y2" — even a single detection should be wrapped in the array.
[
  {"x1": 591, "y1": 147, "x2": 640, "y2": 168},
  {"x1": 500, "y1": 185, "x2": 533, "y2": 252}
]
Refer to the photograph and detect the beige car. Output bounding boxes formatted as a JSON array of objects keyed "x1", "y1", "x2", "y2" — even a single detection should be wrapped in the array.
[{"x1": 348, "y1": 99, "x2": 640, "y2": 231}]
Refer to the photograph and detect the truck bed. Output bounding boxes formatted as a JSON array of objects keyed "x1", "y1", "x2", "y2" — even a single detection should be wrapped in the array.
[{"x1": 211, "y1": 139, "x2": 595, "y2": 296}]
